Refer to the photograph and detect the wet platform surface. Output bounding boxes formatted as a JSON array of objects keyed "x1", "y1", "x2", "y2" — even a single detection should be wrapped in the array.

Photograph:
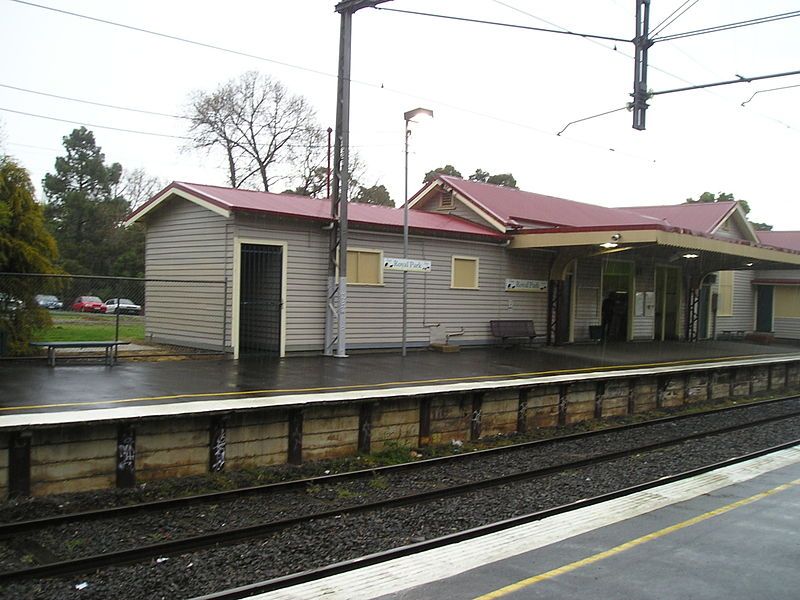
[
  {"x1": 1, "y1": 340, "x2": 798, "y2": 415},
  {"x1": 372, "y1": 450, "x2": 800, "y2": 600}
]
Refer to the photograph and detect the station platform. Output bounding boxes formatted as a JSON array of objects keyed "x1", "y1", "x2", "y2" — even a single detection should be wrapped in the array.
[
  {"x1": 246, "y1": 445, "x2": 800, "y2": 600},
  {"x1": 0, "y1": 340, "x2": 798, "y2": 420}
]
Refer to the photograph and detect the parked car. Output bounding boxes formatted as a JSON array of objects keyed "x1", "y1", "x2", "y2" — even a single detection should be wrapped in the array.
[
  {"x1": 103, "y1": 298, "x2": 141, "y2": 315},
  {"x1": 0, "y1": 293, "x2": 23, "y2": 313},
  {"x1": 35, "y1": 294, "x2": 64, "y2": 310},
  {"x1": 71, "y1": 296, "x2": 105, "y2": 312}
]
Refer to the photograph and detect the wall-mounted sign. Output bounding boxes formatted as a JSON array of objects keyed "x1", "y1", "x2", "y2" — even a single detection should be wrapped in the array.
[
  {"x1": 635, "y1": 291, "x2": 645, "y2": 317},
  {"x1": 505, "y1": 278, "x2": 548, "y2": 292},
  {"x1": 383, "y1": 257, "x2": 432, "y2": 272}
]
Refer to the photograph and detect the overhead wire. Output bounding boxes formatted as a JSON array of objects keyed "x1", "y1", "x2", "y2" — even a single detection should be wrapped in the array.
[
  {"x1": 491, "y1": 0, "x2": 707, "y2": 94},
  {"x1": 12, "y1": 0, "x2": 796, "y2": 159},
  {"x1": 373, "y1": 6, "x2": 630, "y2": 43},
  {"x1": 0, "y1": 106, "x2": 403, "y2": 149},
  {"x1": 493, "y1": 0, "x2": 798, "y2": 133},
  {"x1": 7, "y1": 0, "x2": 340, "y2": 82},
  {"x1": 4, "y1": 0, "x2": 652, "y2": 163},
  {"x1": 741, "y1": 83, "x2": 800, "y2": 107},
  {"x1": 649, "y1": 0, "x2": 700, "y2": 38},
  {"x1": 654, "y1": 10, "x2": 800, "y2": 42},
  {"x1": 0, "y1": 83, "x2": 186, "y2": 119},
  {"x1": 556, "y1": 106, "x2": 630, "y2": 136},
  {"x1": 0, "y1": 107, "x2": 191, "y2": 140}
]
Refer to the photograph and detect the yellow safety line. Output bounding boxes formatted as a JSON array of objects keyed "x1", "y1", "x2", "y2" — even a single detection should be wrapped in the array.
[
  {"x1": 474, "y1": 478, "x2": 800, "y2": 599},
  {"x1": 0, "y1": 353, "x2": 779, "y2": 413}
]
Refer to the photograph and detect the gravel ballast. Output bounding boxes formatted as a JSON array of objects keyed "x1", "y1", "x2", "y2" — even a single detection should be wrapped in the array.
[{"x1": 1, "y1": 401, "x2": 799, "y2": 599}]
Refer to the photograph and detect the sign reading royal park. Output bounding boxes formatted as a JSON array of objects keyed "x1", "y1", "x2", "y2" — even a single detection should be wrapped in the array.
[
  {"x1": 504, "y1": 278, "x2": 548, "y2": 292},
  {"x1": 383, "y1": 258, "x2": 432, "y2": 273}
]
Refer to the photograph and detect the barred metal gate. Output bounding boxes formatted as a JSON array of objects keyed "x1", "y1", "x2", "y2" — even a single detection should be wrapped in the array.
[{"x1": 239, "y1": 244, "x2": 282, "y2": 356}]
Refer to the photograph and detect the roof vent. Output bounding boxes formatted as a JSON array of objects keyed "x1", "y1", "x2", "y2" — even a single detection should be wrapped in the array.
[{"x1": 439, "y1": 190, "x2": 455, "y2": 210}]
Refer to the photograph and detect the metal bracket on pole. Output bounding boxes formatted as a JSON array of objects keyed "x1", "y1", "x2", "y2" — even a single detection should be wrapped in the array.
[{"x1": 632, "y1": 0, "x2": 652, "y2": 130}]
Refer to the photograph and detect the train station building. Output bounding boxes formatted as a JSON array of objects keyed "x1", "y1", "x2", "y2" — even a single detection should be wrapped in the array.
[{"x1": 127, "y1": 175, "x2": 800, "y2": 357}]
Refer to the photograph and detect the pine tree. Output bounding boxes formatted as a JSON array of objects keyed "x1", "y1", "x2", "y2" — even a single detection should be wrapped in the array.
[{"x1": 43, "y1": 127, "x2": 138, "y2": 275}]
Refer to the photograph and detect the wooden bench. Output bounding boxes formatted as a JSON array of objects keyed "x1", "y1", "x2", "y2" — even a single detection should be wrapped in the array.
[
  {"x1": 30, "y1": 341, "x2": 130, "y2": 367},
  {"x1": 490, "y1": 320, "x2": 537, "y2": 346}
]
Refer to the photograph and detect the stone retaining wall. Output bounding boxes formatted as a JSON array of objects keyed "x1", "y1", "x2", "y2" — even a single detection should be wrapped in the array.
[{"x1": 2, "y1": 360, "x2": 798, "y2": 497}]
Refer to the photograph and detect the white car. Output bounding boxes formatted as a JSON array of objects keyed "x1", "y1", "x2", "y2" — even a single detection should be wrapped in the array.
[
  {"x1": 35, "y1": 294, "x2": 64, "y2": 310},
  {"x1": 103, "y1": 298, "x2": 142, "y2": 315}
]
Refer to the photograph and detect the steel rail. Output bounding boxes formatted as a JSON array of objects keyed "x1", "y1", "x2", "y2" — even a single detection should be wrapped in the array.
[
  {"x1": 1, "y1": 407, "x2": 799, "y2": 583},
  {"x1": 0, "y1": 394, "x2": 797, "y2": 537},
  {"x1": 200, "y1": 437, "x2": 800, "y2": 600}
]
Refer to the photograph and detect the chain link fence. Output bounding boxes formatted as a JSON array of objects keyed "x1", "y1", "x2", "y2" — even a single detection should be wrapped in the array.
[{"x1": 0, "y1": 273, "x2": 228, "y2": 359}]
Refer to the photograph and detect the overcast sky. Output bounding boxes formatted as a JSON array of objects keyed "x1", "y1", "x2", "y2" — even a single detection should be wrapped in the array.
[{"x1": 1, "y1": 0, "x2": 798, "y2": 228}]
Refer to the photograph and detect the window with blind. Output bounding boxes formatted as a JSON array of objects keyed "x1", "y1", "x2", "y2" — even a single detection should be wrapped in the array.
[
  {"x1": 774, "y1": 286, "x2": 800, "y2": 318},
  {"x1": 347, "y1": 249, "x2": 383, "y2": 285},
  {"x1": 451, "y1": 256, "x2": 479, "y2": 289},
  {"x1": 717, "y1": 271, "x2": 734, "y2": 316}
]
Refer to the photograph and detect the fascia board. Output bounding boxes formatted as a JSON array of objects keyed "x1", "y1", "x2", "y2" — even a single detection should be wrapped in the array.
[{"x1": 124, "y1": 188, "x2": 231, "y2": 226}]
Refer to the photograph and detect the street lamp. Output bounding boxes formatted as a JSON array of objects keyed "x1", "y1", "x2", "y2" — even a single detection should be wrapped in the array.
[{"x1": 403, "y1": 107, "x2": 434, "y2": 357}]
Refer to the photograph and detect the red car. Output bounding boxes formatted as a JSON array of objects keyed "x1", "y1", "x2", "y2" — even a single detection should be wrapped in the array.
[{"x1": 72, "y1": 296, "x2": 106, "y2": 313}]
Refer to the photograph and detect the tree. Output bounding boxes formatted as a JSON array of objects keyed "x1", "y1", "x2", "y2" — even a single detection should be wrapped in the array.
[
  {"x1": 468, "y1": 168, "x2": 491, "y2": 183},
  {"x1": 282, "y1": 151, "x2": 366, "y2": 199},
  {"x1": 0, "y1": 156, "x2": 58, "y2": 354},
  {"x1": 283, "y1": 166, "x2": 329, "y2": 197},
  {"x1": 187, "y1": 71, "x2": 325, "y2": 193},
  {"x1": 353, "y1": 184, "x2": 393, "y2": 207},
  {"x1": 685, "y1": 191, "x2": 770, "y2": 231},
  {"x1": 423, "y1": 164, "x2": 462, "y2": 184},
  {"x1": 486, "y1": 173, "x2": 517, "y2": 188},
  {"x1": 43, "y1": 128, "x2": 141, "y2": 276},
  {"x1": 118, "y1": 168, "x2": 166, "y2": 211},
  {"x1": 424, "y1": 165, "x2": 517, "y2": 188}
]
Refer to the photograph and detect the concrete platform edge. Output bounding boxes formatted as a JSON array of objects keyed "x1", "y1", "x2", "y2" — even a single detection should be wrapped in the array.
[{"x1": 237, "y1": 445, "x2": 800, "y2": 600}]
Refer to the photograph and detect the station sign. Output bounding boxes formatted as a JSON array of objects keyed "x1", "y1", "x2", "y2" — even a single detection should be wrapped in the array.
[
  {"x1": 505, "y1": 278, "x2": 548, "y2": 292},
  {"x1": 383, "y1": 257, "x2": 432, "y2": 272}
]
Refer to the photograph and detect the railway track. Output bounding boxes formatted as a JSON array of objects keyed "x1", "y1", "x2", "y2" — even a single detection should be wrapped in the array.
[
  {"x1": 2, "y1": 393, "x2": 798, "y2": 531},
  {"x1": 2, "y1": 395, "x2": 800, "y2": 587}
]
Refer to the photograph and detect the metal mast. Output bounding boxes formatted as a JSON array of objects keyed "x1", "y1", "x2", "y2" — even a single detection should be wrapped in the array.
[
  {"x1": 632, "y1": 0, "x2": 652, "y2": 130},
  {"x1": 324, "y1": 0, "x2": 390, "y2": 357}
]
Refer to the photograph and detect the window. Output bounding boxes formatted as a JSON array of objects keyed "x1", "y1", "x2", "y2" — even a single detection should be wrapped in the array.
[
  {"x1": 451, "y1": 256, "x2": 479, "y2": 289},
  {"x1": 775, "y1": 286, "x2": 800, "y2": 318},
  {"x1": 716, "y1": 271, "x2": 734, "y2": 316},
  {"x1": 347, "y1": 249, "x2": 382, "y2": 285}
]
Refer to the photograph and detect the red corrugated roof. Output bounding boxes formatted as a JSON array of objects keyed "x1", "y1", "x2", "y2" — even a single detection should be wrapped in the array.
[
  {"x1": 757, "y1": 231, "x2": 800, "y2": 252},
  {"x1": 622, "y1": 202, "x2": 738, "y2": 234},
  {"x1": 436, "y1": 176, "x2": 664, "y2": 229},
  {"x1": 132, "y1": 182, "x2": 506, "y2": 240}
]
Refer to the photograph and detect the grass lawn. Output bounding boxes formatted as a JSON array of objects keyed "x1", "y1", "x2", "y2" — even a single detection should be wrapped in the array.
[{"x1": 32, "y1": 311, "x2": 146, "y2": 343}]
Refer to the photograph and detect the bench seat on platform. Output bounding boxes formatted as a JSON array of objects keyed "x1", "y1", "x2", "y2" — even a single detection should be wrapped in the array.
[
  {"x1": 30, "y1": 341, "x2": 130, "y2": 367},
  {"x1": 489, "y1": 320, "x2": 537, "y2": 346}
]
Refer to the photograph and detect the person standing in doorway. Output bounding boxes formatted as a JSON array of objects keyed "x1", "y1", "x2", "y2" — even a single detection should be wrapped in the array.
[{"x1": 601, "y1": 291, "x2": 615, "y2": 341}]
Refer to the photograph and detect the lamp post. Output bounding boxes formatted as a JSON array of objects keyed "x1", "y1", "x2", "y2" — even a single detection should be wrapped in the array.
[{"x1": 402, "y1": 107, "x2": 434, "y2": 357}]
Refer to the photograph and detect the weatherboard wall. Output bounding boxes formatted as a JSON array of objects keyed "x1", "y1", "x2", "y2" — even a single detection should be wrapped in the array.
[
  {"x1": 234, "y1": 212, "x2": 329, "y2": 353},
  {"x1": 715, "y1": 270, "x2": 756, "y2": 335},
  {"x1": 345, "y1": 230, "x2": 549, "y2": 348},
  {"x1": 232, "y1": 215, "x2": 550, "y2": 351},
  {"x1": 143, "y1": 197, "x2": 230, "y2": 351}
]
